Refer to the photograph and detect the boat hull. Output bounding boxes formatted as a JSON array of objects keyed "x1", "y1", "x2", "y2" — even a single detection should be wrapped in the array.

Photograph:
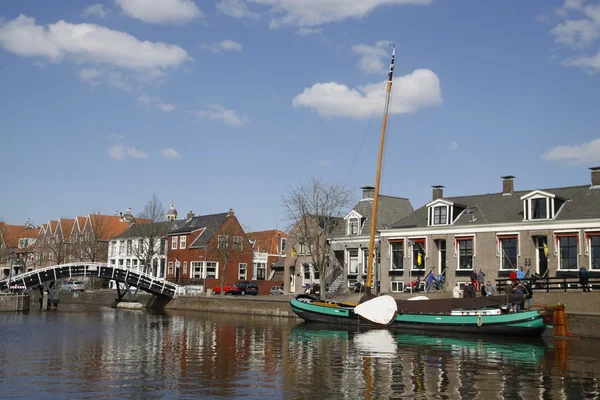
[{"x1": 290, "y1": 297, "x2": 549, "y2": 336}]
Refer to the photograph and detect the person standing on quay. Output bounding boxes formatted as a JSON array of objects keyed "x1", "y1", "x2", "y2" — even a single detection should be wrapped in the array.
[
  {"x1": 477, "y1": 269, "x2": 486, "y2": 296},
  {"x1": 579, "y1": 266, "x2": 590, "y2": 292}
]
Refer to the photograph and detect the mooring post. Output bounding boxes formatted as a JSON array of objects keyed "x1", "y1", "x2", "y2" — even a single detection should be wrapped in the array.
[{"x1": 41, "y1": 291, "x2": 48, "y2": 312}]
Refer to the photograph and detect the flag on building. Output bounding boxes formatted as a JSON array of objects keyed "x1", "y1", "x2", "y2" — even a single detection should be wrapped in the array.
[
  {"x1": 417, "y1": 252, "x2": 422, "y2": 266},
  {"x1": 543, "y1": 242, "x2": 548, "y2": 257}
]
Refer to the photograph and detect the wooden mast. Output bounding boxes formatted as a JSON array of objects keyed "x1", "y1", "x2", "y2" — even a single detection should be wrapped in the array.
[{"x1": 365, "y1": 46, "x2": 395, "y2": 294}]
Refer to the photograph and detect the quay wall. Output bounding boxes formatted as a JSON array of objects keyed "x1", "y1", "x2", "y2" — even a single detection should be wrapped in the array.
[
  {"x1": 55, "y1": 290, "x2": 600, "y2": 339},
  {"x1": 0, "y1": 294, "x2": 30, "y2": 312}
]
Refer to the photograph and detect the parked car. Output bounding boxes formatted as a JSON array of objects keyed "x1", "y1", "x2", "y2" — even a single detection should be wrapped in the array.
[
  {"x1": 63, "y1": 280, "x2": 85, "y2": 292},
  {"x1": 269, "y1": 286, "x2": 284, "y2": 295},
  {"x1": 212, "y1": 283, "x2": 240, "y2": 295},
  {"x1": 235, "y1": 280, "x2": 259, "y2": 296}
]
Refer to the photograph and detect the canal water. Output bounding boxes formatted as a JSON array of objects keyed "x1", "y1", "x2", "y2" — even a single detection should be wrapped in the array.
[{"x1": 1, "y1": 304, "x2": 599, "y2": 399}]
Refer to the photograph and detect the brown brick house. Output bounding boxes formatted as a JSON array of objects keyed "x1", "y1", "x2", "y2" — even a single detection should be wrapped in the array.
[
  {"x1": 165, "y1": 209, "x2": 254, "y2": 293},
  {"x1": 0, "y1": 219, "x2": 40, "y2": 278},
  {"x1": 379, "y1": 168, "x2": 600, "y2": 294},
  {"x1": 246, "y1": 230, "x2": 287, "y2": 283}
]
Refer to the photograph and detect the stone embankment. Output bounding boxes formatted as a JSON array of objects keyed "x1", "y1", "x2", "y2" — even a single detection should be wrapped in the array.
[{"x1": 52, "y1": 289, "x2": 600, "y2": 339}]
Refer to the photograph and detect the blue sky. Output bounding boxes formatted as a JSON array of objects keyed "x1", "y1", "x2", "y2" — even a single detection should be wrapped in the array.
[{"x1": 1, "y1": 0, "x2": 599, "y2": 232}]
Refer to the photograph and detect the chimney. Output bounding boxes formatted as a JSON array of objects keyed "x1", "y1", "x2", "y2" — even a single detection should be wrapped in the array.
[
  {"x1": 361, "y1": 186, "x2": 375, "y2": 200},
  {"x1": 501, "y1": 176, "x2": 515, "y2": 195},
  {"x1": 227, "y1": 209, "x2": 235, "y2": 217},
  {"x1": 591, "y1": 167, "x2": 600, "y2": 187},
  {"x1": 432, "y1": 185, "x2": 444, "y2": 201},
  {"x1": 187, "y1": 210, "x2": 195, "y2": 219}
]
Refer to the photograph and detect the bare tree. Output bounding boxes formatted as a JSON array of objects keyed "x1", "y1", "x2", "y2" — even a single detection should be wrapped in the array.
[
  {"x1": 46, "y1": 222, "x2": 69, "y2": 265},
  {"x1": 132, "y1": 194, "x2": 168, "y2": 274},
  {"x1": 282, "y1": 177, "x2": 352, "y2": 298},
  {"x1": 215, "y1": 213, "x2": 250, "y2": 295},
  {"x1": 77, "y1": 212, "x2": 113, "y2": 263}
]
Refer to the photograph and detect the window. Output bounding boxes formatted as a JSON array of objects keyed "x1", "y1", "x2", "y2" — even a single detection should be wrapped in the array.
[
  {"x1": 362, "y1": 250, "x2": 371, "y2": 275},
  {"x1": 206, "y1": 262, "x2": 218, "y2": 279},
  {"x1": 303, "y1": 264, "x2": 311, "y2": 280},
  {"x1": 191, "y1": 261, "x2": 203, "y2": 279},
  {"x1": 280, "y1": 238, "x2": 287, "y2": 253},
  {"x1": 168, "y1": 262, "x2": 174, "y2": 275},
  {"x1": 119, "y1": 240, "x2": 125, "y2": 256},
  {"x1": 183, "y1": 261, "x2": 188, "y2": 275},
  {"x1": 18, "y1": 238, "x2": 30, "y2": 248},
  {"x1": 348, "y1": 249, "x2": 359, "y2": 274},
  {"x1": 390, "y1": 241, "x2": 404, "y2": 270},
  {"x1": 500, "y1": 237, "x2": 518, "y2": 270},
  {"x1": 591, "y1": 236, "x2": 600, "y2": 270},
  {"x1": 559, "y1": 235, "x2": 578, "y2": 270},
  {"x1": 180, "y1": 235, "x2": 186, "y2": 249},
  {"x1": 126, "y1": 259, "x2": 131, "y2": 268},
  {"x1": 411, "y1": 240, "x2": 426, "y2": 270},
  {"x1": 111, "y1": 259, "x2": 115, "y2": 265},
  {"x1": 171, "y1": 237, "x2": 177, "y2": 250},
  {"x1": 218, "y1": 235, "x2": 228, "y2": 249},
  {"x1": 110, "y1": 241, "x2": 116, "y2": 257},
  {"x1": 298, "y1": 242, "x2": 311, "y2": 255},
  {"x1": 119, "y1": 259, "x2": 124, "y2": 266},
  {"x1": 457, "y1": 238, "x2": 473, "y2": 270},
  {"x1": 348, "y1": 218, "x2": 359, "y2": 235},
  {"x1": 433, "y1": 206, "x2": 447, "y2": 225},
  {"x1": 239, "y1": 263, "x2": 247, "y2": 280},
  {"x1": 390, "y1": 281, "x2": 404, "y2": 293},
  {"x1": 138, "y1": 239, "x2": 143, "y2": 252},
  {"x1": 127, "y1": 240, "x2": 132, "y2": 256},
  {"x1": 132, "y1": 259, "x2": 138, "y2": 267},
  {"x1": 254, "y1": 262, "x2": 266, "y2": 280},
  {"x1": 159, "y1": 238, "x2": 166, "y2": 255},
  {"x1": 532, "y1": 198, "x2": 547, "y2": 219},
  {"x1": 233, "y1": 236, "x2": 243, "y2": 250}
]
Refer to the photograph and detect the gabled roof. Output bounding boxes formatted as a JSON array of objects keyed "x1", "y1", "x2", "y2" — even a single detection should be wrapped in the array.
[
  {"x1": 48, "y1": 220, "x2": 58, "y2": 236},
  {"x1": 113, "y1": 220, "x2": 183, "y2": 240},
  {"x1": 247, "y1": 230, "x2": 287, "y2": 254},
  {"x1": 59, "y1": 218, "x2": 75, "y2": 241},
  {"x1": 86, "y1": 214, "x2": 152, "y2": 241},
  {"x1": 332, "y1": 194, "x2": 414, "y2": 237},
  {"x1": 168, "y1": 213, "x2": 228, "y2": 248},
  {"x1": 0, "y1": 222, "x2": 40, "y2": 248},
  {"x1": 393, "y1": 184, "x2": 600, "y2": 229}
]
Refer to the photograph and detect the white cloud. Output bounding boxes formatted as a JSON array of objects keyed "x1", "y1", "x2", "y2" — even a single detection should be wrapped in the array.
[
  {"x1": 138, "y1": 94, "x2": 176, "y2": 112},
  {"x1": 552, "y1": 19, "x2": 599, "y2": 48},
  {"x1": 126, "y1": 146, "x2": 149, "y2": 159},
  {"x1": 32, "y1": 60, "x2": 46, "y2": 68},
  {"x1": 115, "y1": 0, "x2": 202, "y2": 24},
  {"x1": 248, "y1": 0, "x2": 430, "y2": 28},
  {"x1": 542, "y1": 137, "x2": 600, "y2": 165},
  {"x1": 563, "y1": 51, "x2": 600, "y2": 71},
  {"x1": 161, "y1": 148, "x2": 182, "y2": 158},
  {"x1": 83, "y1": 4, "x2": 109, "y2": 18},
  {"x1": 217, "y1": 0, "x2": 261, "y2": 20},
  {"x1": 316, "y1": 159, "x2": 332, "y2": 167},
  {"x1": 352, "y1": 41, "x2": 391, "y2": 74},
  {"x1": 292, "y1": 69, "x2": 442, "y2": 118},
  {"x1": 106, "y1": 134, "x2": 149, "y2": 160},
  {"x1": 0, "y1": 15, "x2": 190, "y2": 72},
  {"x1": 295, "y1": 27, "x2": 322, "y2": 36},
  {"x1": 78, "y1": 68, "x2": 135, "y2": 91},
  {"x1": 200, "y1": 40, "x2": 243, "y2": 53},
  {"x1": 195, "y1": 104, "x2": 248, "y2": 127},
  {"x1": 450, "y1": 141, "x2": 458, "y2": 150}
]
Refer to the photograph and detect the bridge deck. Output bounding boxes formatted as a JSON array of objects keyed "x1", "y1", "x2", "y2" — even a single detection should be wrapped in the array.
[{"x1": 0, "y1": 263, "x2": 180, "y2": 297}]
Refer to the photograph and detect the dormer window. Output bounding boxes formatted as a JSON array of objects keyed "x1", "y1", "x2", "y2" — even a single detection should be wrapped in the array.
[
  {"x1": 344, "y1": 210, "x2": 364, "y2": 236},
  {"x1": 426, "y1": 199, "x2": 465, "y2": 226},
  {"x1": 433, "y1": 206, "x2": 447, "y2": 225},
  {"x1": 521, "y1": 191, "x2": 565, "y2": 221},
  {"x1": 349, "y1": 219, "x2": 359, "y2": 235}
]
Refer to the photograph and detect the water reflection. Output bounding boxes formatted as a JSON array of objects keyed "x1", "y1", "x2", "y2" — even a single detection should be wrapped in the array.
[{"x1": 0, "y1": 305, "x2": 599, "y2": 399}]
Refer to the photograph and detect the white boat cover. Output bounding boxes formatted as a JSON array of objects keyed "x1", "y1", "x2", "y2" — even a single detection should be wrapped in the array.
[
  {"x1": 354, "y1": 295, "x2": 398, "y2": 325},
  {"x1": 407, "y1": 295, "x2": 429, "y2": 301},
  {"x1": 354, "y1": 329, "x2": 397, "y2": 358}
]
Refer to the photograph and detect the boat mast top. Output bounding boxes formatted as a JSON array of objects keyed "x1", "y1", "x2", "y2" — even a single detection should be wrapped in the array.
[{"x1": 365, "y1": 45, "x2": 395, "y2": 294}]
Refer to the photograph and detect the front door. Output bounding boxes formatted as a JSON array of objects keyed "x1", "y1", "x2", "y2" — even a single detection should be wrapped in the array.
[
  {"x1": 438, "y1": 240, "x2": 447, "y2": 277},
  {"x1": 536, "y1": 237, "x2": 548, "y2": 277}
]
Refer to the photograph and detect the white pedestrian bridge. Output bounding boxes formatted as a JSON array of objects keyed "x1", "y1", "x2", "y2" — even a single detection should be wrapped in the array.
[{"x1": 0, "y1": 262, "x2": 181, "y2": 298}]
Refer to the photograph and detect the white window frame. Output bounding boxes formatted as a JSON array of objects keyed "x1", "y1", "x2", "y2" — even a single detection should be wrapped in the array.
[
  {"x1": 218, "y1": 235, "x2": 228, "y2": 249},
  {"x1": 432, "y1": 206, "x2": 448, "y2": 226},
  {"x1": 390, "y1": 281, "x2": 404, "y2": 293},
  {"x1": 348, "y1": 218, "x2": 360, "y2": 235},
  {"x1": 348, "y1": 248, "x2": 359, "y2": 274},
  {"x1": 409, "y1": 238, "x2": 427, "y2": 271},
  {"x1": 233, "y1": 236, "x2": 243, "y2": 250},
  {"x1": 205, "y1": 261, "x2": 219, "y2": 279},
  {"x1": 180, "y1": 235, "x2": 186, "y2": 249},
  {"x1": 556, "y1": 232, "x2": 579, "y2": 271},
  {"x1": 239, "y1": 263, "x2": 247, "y2": 280},
  {"x1": 496, "y1": 233, "x2": 520, "y2": 271},
  {"x1": 168, "y1": 262, "x2": 174, "y2": 275},
  {"x1": 389, "y1": 240, "x2": 404, "y2": 271},
  {"x1": 191, "y1": 261, "x2": 203, "y2": 279},
  {"x1": 253, "y1": 262, "x2": 267, "y2": 280},
  {"x1": 183, "y1": 261, "x2": 188, "y2": 276},
  {"x1": 455, "y1": 235, "x2": 475, "y2": 271},
  {"x1": 171, "y1": 236, "x2": 178, "y2": 250}
]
